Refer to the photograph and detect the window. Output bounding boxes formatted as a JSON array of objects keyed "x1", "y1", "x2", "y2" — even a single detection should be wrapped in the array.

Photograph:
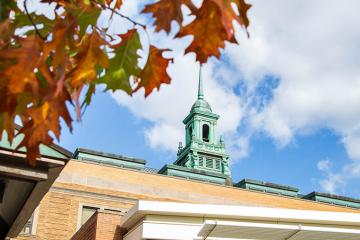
[
  {"x1": 206, "y1": 158, "x2": 213, "y2": 168},
  {"x1": 189, "y1": 126, "x2": 193, "y2": 140},
  {"x1": 81, "y1": 206, "x2": 99, "y2": 226},
  {"x1": 215, "y1": 159, "x2": 221, "y2": 170},
  {"x1": 79, "y1": 205, "x2": 125, "y2": 228},
  {"x1": 20, "y1": 214, "x2": 34, "y2": 235},
  {"x1": 202, "y1": 124, "x2": 209, "y2": 142},
  {"x1": 199, "y1": 156, "x2": 204, "y2": 166}
]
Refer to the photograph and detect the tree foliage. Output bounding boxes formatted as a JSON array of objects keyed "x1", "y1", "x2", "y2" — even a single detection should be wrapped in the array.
[{"x1": 0, "y1": 0, "x2": 251, "y2": 165}]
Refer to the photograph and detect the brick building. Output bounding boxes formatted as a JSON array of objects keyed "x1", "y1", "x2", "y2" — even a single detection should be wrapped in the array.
[{"x1": 3, "y1": 75, "x2": 360, "y2": 239}]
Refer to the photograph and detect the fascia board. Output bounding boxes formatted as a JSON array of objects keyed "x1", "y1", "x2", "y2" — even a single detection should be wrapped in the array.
[{"x1": 121, "y1": 201, "x2": 360, "y2": 230}]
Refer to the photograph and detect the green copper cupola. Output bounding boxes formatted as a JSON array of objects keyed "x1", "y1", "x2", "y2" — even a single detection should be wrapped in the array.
[{"x1": 174, "y1": 68, "x2": 231, "y2": 177}]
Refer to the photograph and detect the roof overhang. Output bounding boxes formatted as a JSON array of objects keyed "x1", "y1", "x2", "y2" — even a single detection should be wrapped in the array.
[
  {"x1": 197, "y1": 220, "x2": 360, "y2": 240},
  {"x1": 0, "y1": 130, "x2": 71, "y2": 239},
  {"x1": 122, "y1": 201, "x2": 360, "y2": 240}
]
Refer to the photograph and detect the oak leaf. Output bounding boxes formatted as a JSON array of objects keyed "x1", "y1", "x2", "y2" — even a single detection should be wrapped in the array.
[
  {"x1": 98, "y1": 29, "x2": 142, "y2": 95},
  {"x1": 134, "y1": 46, "x2": 173, "y2": 97},
  {"x1": 176, "y1": 0, "x2": 229, "y2": 63},
  {"x1": 18, "y1": 90, "x2": 72, "y2": 165},
  {"x1": 0, "y1": 35, "x2": 43, "y2": 95},
  {"x1": 142, "y1": 0, "x2": 197, "y2": 34},
  {"x1": 211, "y1": 0, "x2": 251, "y2": 39},
  {"x1": 69, "y1": 31, "x2": 109, "y2": 118}
]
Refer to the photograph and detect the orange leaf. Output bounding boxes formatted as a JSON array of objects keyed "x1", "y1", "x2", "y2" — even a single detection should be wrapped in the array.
[
  {"x1": 70, "y1": 32, "x2": 109, "y2": 88},
  {"x1": 0, "y1": 19, "x2": 13, "y2": 49},
  {"x1": 211, "y1": 0, "x2": 251, "y2": 39},
  {"x1": 69, "y1": 31, "x2": 109, "y2": 119},
  {"x1": 176, "y1": 0, "x2": 228, "y2": 63},
  {"x1": 133, "y1": 46, "x2": 173, "y2": 97},
  {"x1": 0, "y1": 35, "x2": 43, "y2": 94},
  {"x1": 142, "y1": 0, "x2": 197, "y2": 34},
  {"x1": 17, "y1": 90, "x2": 72, "y2": 165}
]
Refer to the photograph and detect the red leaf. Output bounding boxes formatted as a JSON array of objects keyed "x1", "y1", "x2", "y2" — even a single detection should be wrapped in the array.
[
  {"x1": 133, "y1": 46, "x2": 173, "y2": 97},
  {"x1": 142, "y1": 0, "x2": 197, "y2": 34},
  {"x1": 176, "y1": 0, "x2": 229, "y2": 63}
]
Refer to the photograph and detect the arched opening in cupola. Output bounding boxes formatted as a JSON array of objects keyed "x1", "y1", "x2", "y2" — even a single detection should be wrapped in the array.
[
  {"x1": 189, "y1": 126, "x2": 193, "y2": 140},
  {"x1": 202, "y1": 124, "x2": 209, "y2": 142}
]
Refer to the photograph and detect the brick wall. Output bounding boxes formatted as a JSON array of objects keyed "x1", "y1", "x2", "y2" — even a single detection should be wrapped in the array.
[
  {"x1": 13, "y1": 160, "x2": 360, "y2": 240},
  {"x1": 70, "y1": 210, "x2": 123, "y2": 240},
  {"x1": 95, "y1": 211, "x2": 124, "y2": 240},
  {"x1": 70, "y1": 210, "x2": 97, "y2": 240},
  {"x1": 14, "y1": 186, "x2": 133, "y2": 240}
]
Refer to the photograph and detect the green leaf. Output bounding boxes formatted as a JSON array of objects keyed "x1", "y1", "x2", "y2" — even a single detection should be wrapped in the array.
[
  {"x1": 0, "y1": 1, "x2": 17, "y2": 22},
  {"x1": 98, "y1": 29, "x2": 142, "y2": 95},
  {"x1": 78, "y1": 7, "x2": 101, "y2": 37},
  {"x1": 81, "y1": 83, "x2": 96, "y2": 109},
  {"x1": 14, "y1": 13, "x2": 55, "y2": 36}
]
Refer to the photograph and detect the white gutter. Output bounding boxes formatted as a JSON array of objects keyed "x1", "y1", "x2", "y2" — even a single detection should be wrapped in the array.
[{"x1": 122, "y1": 200, "x2": 360, "y2": 229}]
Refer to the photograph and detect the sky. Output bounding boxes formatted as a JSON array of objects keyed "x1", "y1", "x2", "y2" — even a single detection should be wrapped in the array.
[{"x1": 50, "y1": 0, "x2": 360, "y2": 198}]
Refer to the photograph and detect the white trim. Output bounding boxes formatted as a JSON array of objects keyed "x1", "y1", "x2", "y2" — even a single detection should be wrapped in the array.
[
  {"x1": 122, "y1": 201, "x2": 360, "y2": 240},
  {"x1": 31, "y1": 206, "x2": 40, "y2": 235},
  {"x1": 122, "y1": 200, "x2": 360, "y2": 229},
  {"x1": 76, "y1": 202, "x2": 126, "y2": 230}
]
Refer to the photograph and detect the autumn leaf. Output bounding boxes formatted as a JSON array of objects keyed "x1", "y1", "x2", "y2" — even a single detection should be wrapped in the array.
[
  {"x1": 0, "y1": 0, "x2": 251, "y2": 165},
  {"x1": 176, "y1": 0, "x2": 229, "y2": 63},
  {"x1": 98, "y1": 29, "x2": 142, "y2": 95},
  {"x1": 211, "y1": 0, "x2": 251, "y2": 39},
  {"x1": 70, "y1": 32, "x2": 109, "y2": 88},
  {"x1": 142, "y1": 0, "x2": 197, "y2": 34},
  {"x1": 134, "y1": 46, "x2": 173, "y2": 97},
  {"x1": 69, "y1": 31, "x2": 109, "y2": 118},
  {"x1": 0, "y1": 19, "x2": 13, "y2": 49},
  {"x1": 17, "y1": 91, "x2": 72, "y2": 165},
  {"x1": 0, "y1": 35, "x2": 43, "y2": 95}
]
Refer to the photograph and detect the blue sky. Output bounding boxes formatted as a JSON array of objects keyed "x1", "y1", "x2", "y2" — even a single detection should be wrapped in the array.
[
  {"x1": 53, "y1": 0, "x2": 360, "y2": 198},
  {"x1": 58, "y1": 90, "x2": 358, "y2": 198}
]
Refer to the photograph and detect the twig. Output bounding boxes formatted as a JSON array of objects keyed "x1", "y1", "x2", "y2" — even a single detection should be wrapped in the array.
[
  {"x1": 91, "y1": 0, "x2": 146, "y2": 29},
  {"x1": 94, "y1": 26, "x2": 114, "y2": 41},
  {"x1": 23, "y1": 0, "x2": 47, "y2": 40}
]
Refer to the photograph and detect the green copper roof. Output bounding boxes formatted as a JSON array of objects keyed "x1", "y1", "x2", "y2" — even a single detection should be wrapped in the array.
[
  {"x1": 190, "y1": 67, "x2": 212, "y2": 113},
  {"x1": 302, "y1": 192, "x2": 360, "y2": 209},
  {"x1": 191, "y1": 99, "x2": 212, "y2": 112},
  {"x1": 73, "y1": 148, "x2": 146, "y2": 170},
  {"x1": 235, "y1": 179, "x2": 299, "y2": 197},
  {"x1": 198, "y1": 65, "x2": 204, "y2": 100},
  {"x1": 0, "y1": 127, "x2": 71, "y2": 160}
]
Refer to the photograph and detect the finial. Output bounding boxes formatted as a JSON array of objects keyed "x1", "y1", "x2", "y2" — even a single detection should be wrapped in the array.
[
  {"x1": 178, "y1": 141, "x2": 183, "y2": 154},
  {"x1": 220, "y1": 135, "x2": 225, "y2": 145},
  {"x1": 198, "y1": 64, "x2": 204, "y2": 100}
]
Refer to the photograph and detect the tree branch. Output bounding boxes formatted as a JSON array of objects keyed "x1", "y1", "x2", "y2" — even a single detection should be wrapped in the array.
[
  {"x1": 91, "y1": 0, "x2": 146, "y2": 29},
  {"x1": 23, "y1": 0, "x2": 47, "y2": 40}
]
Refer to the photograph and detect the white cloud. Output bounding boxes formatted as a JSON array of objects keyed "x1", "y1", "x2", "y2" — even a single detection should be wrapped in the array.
[
  {"x1": 223, "y1": 0, "x2": 360, "y2": 191},
  {"x1": 112, "y1": 54, "x2": 245, "y2": 159},
  {"x1": 111, "y1": 0, "x2": 360, "y2": 190},
  {"x1": 316, "y1": 160, "x2": 342, "y2": 194}
]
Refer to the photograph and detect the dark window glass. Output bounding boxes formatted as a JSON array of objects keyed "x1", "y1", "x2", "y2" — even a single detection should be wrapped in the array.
[
  {"x1": 206, "y1": 158, "x2": 213, "y2": 168},
  {"x1": 81, "y1": 206, "x2": 99, "y2": 226},
  {"x1": 202, "y1": 124, "x2": 209, "y2": 142},
  {"x1": 199, "y1": 156, "x2": 204, "y2": 166},
  {"x1": 215, "y1": 159, "x2": 221, "y2": 170},
  {"x1": 20, "y1": 213, "x2": 34, "y2": 235}
]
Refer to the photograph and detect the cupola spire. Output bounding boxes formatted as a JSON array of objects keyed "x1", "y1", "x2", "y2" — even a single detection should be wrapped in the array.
[{"x1": 197, "y1": 65, "x2": 204, "y2": 100}]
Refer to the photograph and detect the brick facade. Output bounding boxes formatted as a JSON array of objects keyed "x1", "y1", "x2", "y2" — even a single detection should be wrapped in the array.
[
  {"x1": 70, "y1": 210, "x2": 123, "y2": 240},
  {"x1": 13, "y1": 160, "x2": 360, "y2": 240}
]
